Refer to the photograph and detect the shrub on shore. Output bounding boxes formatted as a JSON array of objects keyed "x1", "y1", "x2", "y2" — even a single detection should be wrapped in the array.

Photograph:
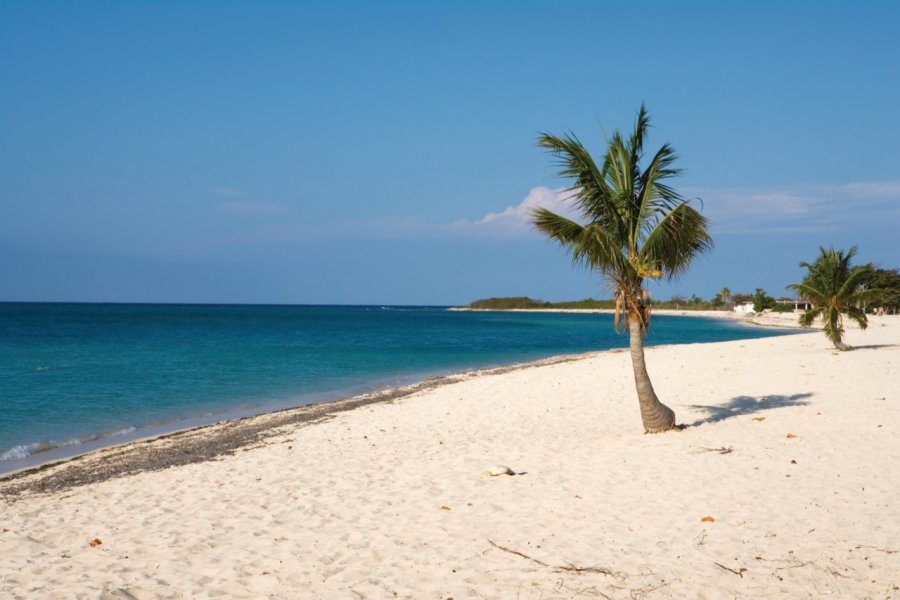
[{"x1": 466, "y1": 297, "x2": 544, "y2": 309}]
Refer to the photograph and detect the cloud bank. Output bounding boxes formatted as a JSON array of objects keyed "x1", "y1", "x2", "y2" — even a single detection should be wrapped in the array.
[
  {"x1": 217, "y1": 180, "x2": 899, "y2": 246},
  {"x1": 693, "y1": 181, "x2": 900, "y2": 234},
  {"x1": 452, "y1": 180, "x2": 899, "y2": 239},
  {"x1": 456, "y1": 180, "x2": 899, "y2": 239}
]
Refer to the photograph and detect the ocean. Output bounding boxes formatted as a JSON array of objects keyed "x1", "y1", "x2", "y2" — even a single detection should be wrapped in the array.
[{"x1": 0, "y1": 303, "x2": 798, "y2": 472}]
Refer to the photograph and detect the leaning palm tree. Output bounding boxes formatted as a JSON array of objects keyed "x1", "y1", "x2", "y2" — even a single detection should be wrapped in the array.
[
  {"x1": 532, "y1": 105, "x2": 712, "y2": 433},
  {"x1": 787, "y1": 246, "x2": 872, "y2": 351}
]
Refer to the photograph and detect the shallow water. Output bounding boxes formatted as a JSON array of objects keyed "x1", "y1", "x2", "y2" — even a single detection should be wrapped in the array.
[{"x1": 0, "y1": 303, "x2": 798, "y2": 471}]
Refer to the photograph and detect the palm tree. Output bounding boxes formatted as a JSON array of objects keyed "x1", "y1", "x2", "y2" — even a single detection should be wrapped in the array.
[
  {"x1": 787, "y1": 246, "x2": 872, "y2": 351},
  {"x1": 719, "y1": 287, "x2": 732, "y2": 305},
  {"x1": 532, "y1": 105, "x2": 712, "y2": 433}
]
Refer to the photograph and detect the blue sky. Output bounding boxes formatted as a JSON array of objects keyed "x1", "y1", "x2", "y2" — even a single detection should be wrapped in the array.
[{"x1": 2, "y1": 1, "x2": 898, "y2": 305}]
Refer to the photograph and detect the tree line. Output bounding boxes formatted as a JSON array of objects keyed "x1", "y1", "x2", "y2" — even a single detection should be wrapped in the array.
[{"x1": 467, "y1": 264, "x2": 900, "y2": 316}]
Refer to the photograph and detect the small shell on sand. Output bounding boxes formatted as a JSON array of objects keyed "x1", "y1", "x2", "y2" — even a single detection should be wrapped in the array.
[{"x1": 480, "y1": 465, "x2": 521, "y2": 477}]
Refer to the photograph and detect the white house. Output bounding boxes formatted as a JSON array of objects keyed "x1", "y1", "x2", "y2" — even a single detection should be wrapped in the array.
[{"x1": 733, "y1": 302, "x2": 756, "y2": 314}]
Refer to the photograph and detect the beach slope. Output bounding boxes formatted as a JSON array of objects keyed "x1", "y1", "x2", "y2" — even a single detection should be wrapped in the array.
[{"x1": 2, "y1": 316, "x2": 898, "y2": 599}]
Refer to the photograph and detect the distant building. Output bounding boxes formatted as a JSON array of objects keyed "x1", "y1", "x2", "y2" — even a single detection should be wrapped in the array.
[
  {"x1": 776, "y1": 299, "x2": 812, "y2": 311},
  {"x1": 733, "y1": 299, "x2": 811, "y2": 314}
]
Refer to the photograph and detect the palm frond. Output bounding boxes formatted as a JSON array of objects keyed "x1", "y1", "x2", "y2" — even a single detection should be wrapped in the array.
[
  {"x1": 532, "y1": 208, "x2": 625, "y2": 275},
  {"x1": 846, "y1": 305, "x2": 868, "y2": 330},
  {"x1": 640, "y1": 202, "x2": 712, "y2": 279},
  {"x1": 536, "y1": 132, "x2": 603, "y2": 191},
  {"x1": 627, "y1": 104, "x2": 651, "y2": 191},
  {"x1": 635, "y1": 143, "x2": 683, "y2": 243},
  {"x1": 798, "y1": 307, "x2": 822, "y2": 328},
  {"x1": 787, "y1": 281, "x2": 828, "y2": 304},
  {"x1": 536, "y1": 132, "x2": 627, "y2": 242},
  {"x1": 838, "y1": 264, "x2": 872, "y2": 299}
]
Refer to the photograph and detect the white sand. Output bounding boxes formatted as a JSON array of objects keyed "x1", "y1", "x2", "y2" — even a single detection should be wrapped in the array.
[{"x1": 2, "y1": 315, "x2": 898, "y2": 599}]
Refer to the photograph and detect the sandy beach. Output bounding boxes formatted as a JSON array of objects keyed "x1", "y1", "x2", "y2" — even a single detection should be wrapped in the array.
[{"x1": 2, "y1": 314, "x2": 898, "y2": 599}]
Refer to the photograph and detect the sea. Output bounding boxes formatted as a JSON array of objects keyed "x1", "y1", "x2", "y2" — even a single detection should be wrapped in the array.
[{"x1": 0, "y1": 303, "x2": 799, "y2": 473}]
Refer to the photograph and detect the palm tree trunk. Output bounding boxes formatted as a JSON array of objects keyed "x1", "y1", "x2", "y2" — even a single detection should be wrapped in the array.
[
  {"x1": 829, "y1": 312, "x2": 853, "y2": 351},
  {"x1": 629, "y1": 317, "x2": 676, "y2": 433}
]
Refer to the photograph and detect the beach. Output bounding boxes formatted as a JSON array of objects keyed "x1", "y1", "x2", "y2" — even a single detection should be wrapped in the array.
[{"x1": 1, "y1": 315, "x2": 898, "y2": 599}]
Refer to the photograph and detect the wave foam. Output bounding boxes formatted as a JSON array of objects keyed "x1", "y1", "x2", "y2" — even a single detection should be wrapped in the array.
[{"x1": 0, "y1": 426, "x2": 138, "y2": 462}]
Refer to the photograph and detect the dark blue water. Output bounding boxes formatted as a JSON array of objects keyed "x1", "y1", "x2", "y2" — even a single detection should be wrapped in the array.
[{"x1": 0, "y1": 303, "x2": 797, "y2": 471}]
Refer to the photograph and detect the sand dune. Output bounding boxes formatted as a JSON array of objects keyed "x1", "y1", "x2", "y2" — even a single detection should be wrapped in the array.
[{"x1": 2, "y1": 316, "x2": 898, "y2": 599}]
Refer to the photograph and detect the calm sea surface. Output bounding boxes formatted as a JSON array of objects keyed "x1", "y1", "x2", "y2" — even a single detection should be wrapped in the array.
[{"x1": 0, "y1": 303, "x2": 798, "y2": 471}]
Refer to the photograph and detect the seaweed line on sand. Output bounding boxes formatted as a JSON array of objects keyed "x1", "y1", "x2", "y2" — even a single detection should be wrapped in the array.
[{"x1": 0, "y1": 351, "x2": 598, "y2": 500}]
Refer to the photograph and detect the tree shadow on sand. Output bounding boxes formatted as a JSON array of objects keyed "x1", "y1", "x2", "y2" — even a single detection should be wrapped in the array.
[
  {"x1": 686, "y1": 393, "x2": 813, "y2": 427},
  {"x1": 849, "y1": 344, "x2": 899, "y2": 350}
]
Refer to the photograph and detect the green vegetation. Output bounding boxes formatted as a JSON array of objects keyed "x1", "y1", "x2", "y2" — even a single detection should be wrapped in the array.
[
  {"x1": 861, "y1": 267, "x2": 900, "y2": 314},
  {"x1": 787, "y1": 246, "x2": 873, "y2": 351},
  {"x1": 467, "y1": 261, "x2": 899, "y2": 320},
  {"x1": 466, "y1": 295, "x2": 765, "y2": 311},
  {"x1": 466, "y1": 297, "x2": 614, "y2": 310},
  {"x1": 531, "y1": 105, "x2": 712, "y2": 433},
  {"x1": 752, "y1": 288, "x2": 777, "y2": 312},
  {"x1": 466, "y1": 293, "x2": 809, "y2": 313},
  {"x1": 466, "y1": 297, "x2": 544, "y2": 309},
  {"x1": 543, "y1": 298, "x2": 617, "y2": 309}
]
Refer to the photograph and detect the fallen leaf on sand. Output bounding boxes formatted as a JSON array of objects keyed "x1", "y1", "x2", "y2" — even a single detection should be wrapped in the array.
[
  {"x1": 440, "y1": 505, "x2": 451, "y2": 511},
  {"x1": 89, "y1": 538, "x2": 102, "y2": 547},
  {"x1": 701, "y1": 516, "x2": 715, "y2": 523},
  {"x1": 752, "y1": 417, "x2": 766, "y2": 421},
  {"x1": 786, "y1": 433, "x2": 798, "y2": 439}
]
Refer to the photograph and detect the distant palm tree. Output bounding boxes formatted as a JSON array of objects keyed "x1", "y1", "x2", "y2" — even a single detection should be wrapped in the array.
[
  {"x1": 719, "y1": 287, "x2": 732, "y2": 305},
  {"x1": 787, "y1": 246, "x2": 872, "y2": 351},
  {"x1": 532, "y1": 105, "x2": 712, "y2": 433}
]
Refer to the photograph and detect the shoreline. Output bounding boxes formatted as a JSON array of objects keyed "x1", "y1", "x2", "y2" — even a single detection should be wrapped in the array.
[
  {"x1": 0, "y1": 311, "x2": 798, "y2": 484},
  {"x1": 0, "y1": 350, "x2": 599, "y2": 497},
  {"x1": 452, "y1": 305, "x2": 812, "y2": 329},
  {"x1": 1, "y1": 315, "x2": 897, "y2": 597}
]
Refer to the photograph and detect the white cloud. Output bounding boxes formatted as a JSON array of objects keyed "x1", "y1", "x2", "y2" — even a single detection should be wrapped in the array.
[
  {"x1": 690, "y1": 180, "x2": 900, "y2": 234},
  {"x1": 218, "y1": 202, "x2": 287, "y2": 216},
  {"x1": 447, "y1": 186, "x2": 579, "y2": 237}
]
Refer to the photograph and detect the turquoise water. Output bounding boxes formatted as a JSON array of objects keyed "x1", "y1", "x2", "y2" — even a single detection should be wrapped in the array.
[{"x1": 0, "y1": 303, "x2": 797, "y2": 471}]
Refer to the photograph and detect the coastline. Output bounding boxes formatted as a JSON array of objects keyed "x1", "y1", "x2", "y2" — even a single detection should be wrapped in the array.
[
  {"x1": 0, "y1": 351, "x2": 600, "y2": 496},
  {"x1": 2, "y1": 315, "x2": 897, "y2": 598},
  {"x1": 0, "y1": 309, "x2": 793, "y2": 480},
  {"x1": 451, "y1": 305, "x2": 811, "y2": 329}
]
